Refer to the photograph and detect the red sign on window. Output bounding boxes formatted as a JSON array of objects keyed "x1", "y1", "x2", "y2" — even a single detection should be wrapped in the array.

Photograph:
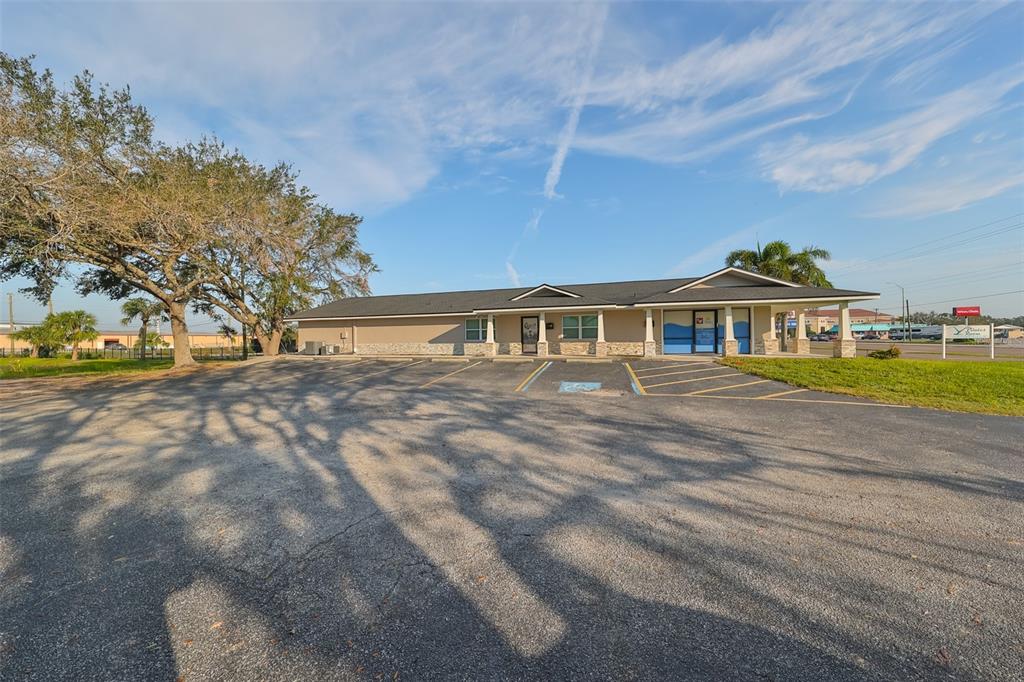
[{"x1": 953, "y1": 306, "x2": 981, "y2": 316}]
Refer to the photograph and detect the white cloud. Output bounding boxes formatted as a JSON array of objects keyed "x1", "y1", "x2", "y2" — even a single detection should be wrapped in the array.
[
  {"x1": 4, "y1": 2, "x2": 600, "y2": 209},
  {"x1": 668, "y1": 223, "x2": 759, "y2": 275},
  {"x1": 576, "y1": 2, "x2": 1000, "y2": 163},
  {"x1": 758, "y1": 68, "x2": 1024, "y2": 193},
  {"x1": 2, "y1": 0, "x2": 1014, "y2": 212},
  {"x1": 543, "y1": 4, "x2": 608, "y2": 199},
  {"x1": 864, "y1": 173, "x2": 1024, "y2": 219},
  {"x1": 505, "y1": 261, "x2": 522, "y2": 287}
]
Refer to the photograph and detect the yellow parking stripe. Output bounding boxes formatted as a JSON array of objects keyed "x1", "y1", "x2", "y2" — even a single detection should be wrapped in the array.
[
  {"x1": 757, "y1": 388, "x2": 807, "y2": 399},
  {"x1": 514, "y1": 361, "x2": 551, "y2": 392},
  {"x1": 340, "y1": 360, "x2": 424, "y2": 384},
  {"x1": 684, "y1": 379, "x2": 769, "y2": 396},
  {"x1": 419, "y1": 360, "x2": 482, "y2": 388},
  {"x1": 623, "y1": 362, "x2": 647, "y2": 395},
  {"x1": 637, "y1": 366, "x2": 729, "y2": 380},
  {"x1": 643, "y1": 371, "x2": 738, "y2": 389}
]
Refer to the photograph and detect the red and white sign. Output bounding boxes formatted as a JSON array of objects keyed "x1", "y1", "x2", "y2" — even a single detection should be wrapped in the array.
[{"x1": 953, "y1": 306, "x2": 981, "y2": 317}]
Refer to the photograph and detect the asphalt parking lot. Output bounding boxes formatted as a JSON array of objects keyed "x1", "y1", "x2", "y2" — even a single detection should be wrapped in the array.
[{"x1": 1, "y1": 359, "x2": 1021, "y2": 680}]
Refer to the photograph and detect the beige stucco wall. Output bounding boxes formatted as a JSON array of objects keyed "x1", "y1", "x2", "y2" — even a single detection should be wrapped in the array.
[
  {"x1": 299, "y1": 316, "x2": 480, "y2": 355},
  {"x1": 751, "y1": 305, "x2": 773, "y2": 352},
  {"x1": 604, "y1": 310, "x2": 644, "y2": 342},
  {"x1": 297, "y1": 320, "x2": 352, "y2": 347},
  {"x1": 355, "y1": 316, "x2": 464, "y2": 344}
]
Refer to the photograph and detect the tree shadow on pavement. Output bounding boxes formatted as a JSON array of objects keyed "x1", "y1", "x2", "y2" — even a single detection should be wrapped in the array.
[{"x1": 1, "y1": 360, "x2": 1020, "y2": 680}]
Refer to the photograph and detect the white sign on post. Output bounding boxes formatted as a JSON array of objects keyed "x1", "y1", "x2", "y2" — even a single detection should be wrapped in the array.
[{"x1": 942, "y1": 324, "x2": 994, "y2": 359}]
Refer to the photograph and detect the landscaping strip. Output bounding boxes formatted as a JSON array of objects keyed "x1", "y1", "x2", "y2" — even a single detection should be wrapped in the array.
[{"x1": 720, "y1": 356, "x2": 1024, "y2": 416}]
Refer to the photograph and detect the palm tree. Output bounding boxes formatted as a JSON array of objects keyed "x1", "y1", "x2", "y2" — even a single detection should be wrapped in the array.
[
  {"x1": 121, "y1": 298, "x2": 166, "y2": 360},
  {"x1": 725, "y1": 240, "x2": 832, "y2": 349},
  {"x1": 51, "y1": 310, "x2": 98, "y2": 360},
  {"x1": 11, "y1": 324, "x2": 56, "y2": 358},
  {"x1": 725, "y1": 240, "x2": 832, "y2": 286}
]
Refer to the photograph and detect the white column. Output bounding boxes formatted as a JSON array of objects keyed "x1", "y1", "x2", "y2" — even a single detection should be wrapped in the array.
[
  {"x1": 839, "y1": 301, "x2": 852, "y2": 340},
  {"x1": 597, "y1": 310, "x2": 605, "y2": 342},
  {"x1": 724, "y1": 306, "x2": 735, "y2": 341},
  {"x1": 538, "y1": 312, "x2": 546, "y2": 343},
  {"x1": 797, "y1": 310, "x2": 807, "y2": 339},
  {"x1": 767, "y1": 307, "x2": 777, "y2": 340},
  {"x1": 644, "y1": 309, "x2": 654, "y2": 342},
  {"x1": 486, "y1": 314, "x2": 494, "y2": 343}
]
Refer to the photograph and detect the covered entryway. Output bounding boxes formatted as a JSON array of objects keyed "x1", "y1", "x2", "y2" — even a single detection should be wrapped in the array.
[{"x1": 521, "y1": 316, "x2": 539, "y2": 354}]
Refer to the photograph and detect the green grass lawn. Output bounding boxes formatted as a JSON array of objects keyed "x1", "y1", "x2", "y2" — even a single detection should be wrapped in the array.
[
  {"x1": 720, "y1": 356, "x2": 1024, "y2": 416},
  {"x1": 0, "y1": 357, "x2": 174, "y2": 380}
]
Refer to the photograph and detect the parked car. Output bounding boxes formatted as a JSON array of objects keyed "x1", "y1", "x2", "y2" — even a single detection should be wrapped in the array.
[
  {"x1": 861, "y1": 332, "x2": 880, "y2": 340},
  {"x1": 810, "y1": 333, "x2": 831, "y2": 341},
  {"x1": 105, "y1": 342, "x2": 128, "y2": 350}
]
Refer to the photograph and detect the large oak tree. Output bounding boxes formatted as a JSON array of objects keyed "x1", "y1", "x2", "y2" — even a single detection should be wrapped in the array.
[{"x1": 1, "y1": 54, "x2": 376, "y2": 366}]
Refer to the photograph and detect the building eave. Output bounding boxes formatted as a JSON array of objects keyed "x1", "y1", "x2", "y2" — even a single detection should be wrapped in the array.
[{"x1": 634, "y1": 294, "x2": 880, "y2": 308}]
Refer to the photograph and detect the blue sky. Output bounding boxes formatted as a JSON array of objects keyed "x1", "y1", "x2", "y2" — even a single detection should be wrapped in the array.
[{"x1": 2, "y1": 1, "x2": 1022, "y2": 329}]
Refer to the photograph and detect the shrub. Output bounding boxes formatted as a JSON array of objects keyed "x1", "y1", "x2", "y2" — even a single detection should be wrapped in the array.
[{"x1": 868, "y1": 344, "x2": 901, "y2": 360}]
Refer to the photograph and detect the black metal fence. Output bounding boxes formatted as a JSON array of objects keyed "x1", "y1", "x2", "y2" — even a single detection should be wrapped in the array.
[{"x1": 0, "y1": 346, "x2": 252, "y2": 360}]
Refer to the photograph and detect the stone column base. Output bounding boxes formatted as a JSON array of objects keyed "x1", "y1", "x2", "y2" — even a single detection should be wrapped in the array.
[
  {"x1": 483, "y1": 342, "x2": 496, "y2": 356},
  {"x1": 644, "y1": 341, "x2": 657, "y2": 357},
  {"x1": 833, "y1": 338, "x2": 856, "y2": 358},
  {"x1": 795, "y1": 338, "x2": 810, "y2": 355},
  {"x1": 537, "y1": 341, "x2": 549, "y2": 356},
  {"x1": 760, "y1": 338, "x2": 780, "y2": 355},
  {"x1": 595, "y1": 341, "x2": 608, "y2": 357},
  {"x1": 723, "y1": 339, "x2": 739, "y2": 357}
]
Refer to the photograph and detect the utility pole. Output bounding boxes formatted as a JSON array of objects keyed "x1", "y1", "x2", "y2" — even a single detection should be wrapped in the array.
[
  {"x1": 887, "y1": 282, "x2": 906, "y2": 342},
  {"x1": 906, "y1": 299, "x2": 912, "y2": 342},
  {"x1": 47, "y1": 295, "x2": 54, "y2": 316},
  {"x1": 7, "y1": 293, "x2": 14, "y2": 356}
]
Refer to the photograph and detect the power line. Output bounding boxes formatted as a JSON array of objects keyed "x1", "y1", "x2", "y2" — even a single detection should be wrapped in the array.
[
  {"x1": 876, "y1": 289, "x2": 1024, "y2": 312},
  {"x1": 836, "y1": 223, "x2": 1023, "y2": 276},
  {"x1": 895, "y1": 262, "x2": 1024, "y2": 289},
  {"x1": 831, "y1": 212, "x2": 1024, "y2": 276}
]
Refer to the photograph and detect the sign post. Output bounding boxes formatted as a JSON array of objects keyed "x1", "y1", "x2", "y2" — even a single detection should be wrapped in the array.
[{"x1": 942, "y1": 323, "x2": 994, "y2": 360}]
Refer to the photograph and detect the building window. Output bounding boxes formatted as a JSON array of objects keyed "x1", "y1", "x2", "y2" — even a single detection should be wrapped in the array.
[
  {"x1": 562, "y1": 314, "x2": 598, "y2": 340},
  {"x1": 465, "y1": 318, "x2": 487, "y2": 341}
]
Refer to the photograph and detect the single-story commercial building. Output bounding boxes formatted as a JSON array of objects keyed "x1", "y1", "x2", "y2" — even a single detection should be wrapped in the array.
[
  {"x1": 289, "y1": 267, "x2": 878, "y2": 358},
  {"x1": 805, "y1": 307, "x2": 894, "y2": 332},
  {"x1": 0, "y1": 325, "x2": 230, "y2": 354}
]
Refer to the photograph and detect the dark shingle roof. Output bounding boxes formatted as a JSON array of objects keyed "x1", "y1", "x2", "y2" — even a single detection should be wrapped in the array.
[
  {"x1": 288, "y1": 274, "x2": 876, "y2": 320},
  {"x1": 635, "y1": 286, "x2": 875, "y2": 304}
]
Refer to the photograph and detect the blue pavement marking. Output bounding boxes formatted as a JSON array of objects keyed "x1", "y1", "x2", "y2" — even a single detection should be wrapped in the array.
[{"x1": 559, "y1": 381, "x2": 602, "y2": 393}]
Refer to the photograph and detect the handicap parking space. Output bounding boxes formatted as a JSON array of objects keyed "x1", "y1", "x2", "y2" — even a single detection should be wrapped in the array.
[{"x1": 518, "y1": 360, "x2": 636, "y2": 396}]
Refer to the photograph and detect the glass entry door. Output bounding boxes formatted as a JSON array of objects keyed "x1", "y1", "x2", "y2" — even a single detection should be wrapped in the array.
[
  {"x1": 521, "y1": 316, "x2": 539, "y2": 354},
  {"x1": 694, "y1": 310, "x2": 718, "y2": 353}
]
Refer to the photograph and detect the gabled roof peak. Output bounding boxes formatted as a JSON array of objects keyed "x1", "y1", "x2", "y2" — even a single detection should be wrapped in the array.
[
  {"x1": 509, "y1": 283, "x2": 582, "y2": 301},
  {"x1": 667, "y1": 267, "x2": 802, "y2": 293}
]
